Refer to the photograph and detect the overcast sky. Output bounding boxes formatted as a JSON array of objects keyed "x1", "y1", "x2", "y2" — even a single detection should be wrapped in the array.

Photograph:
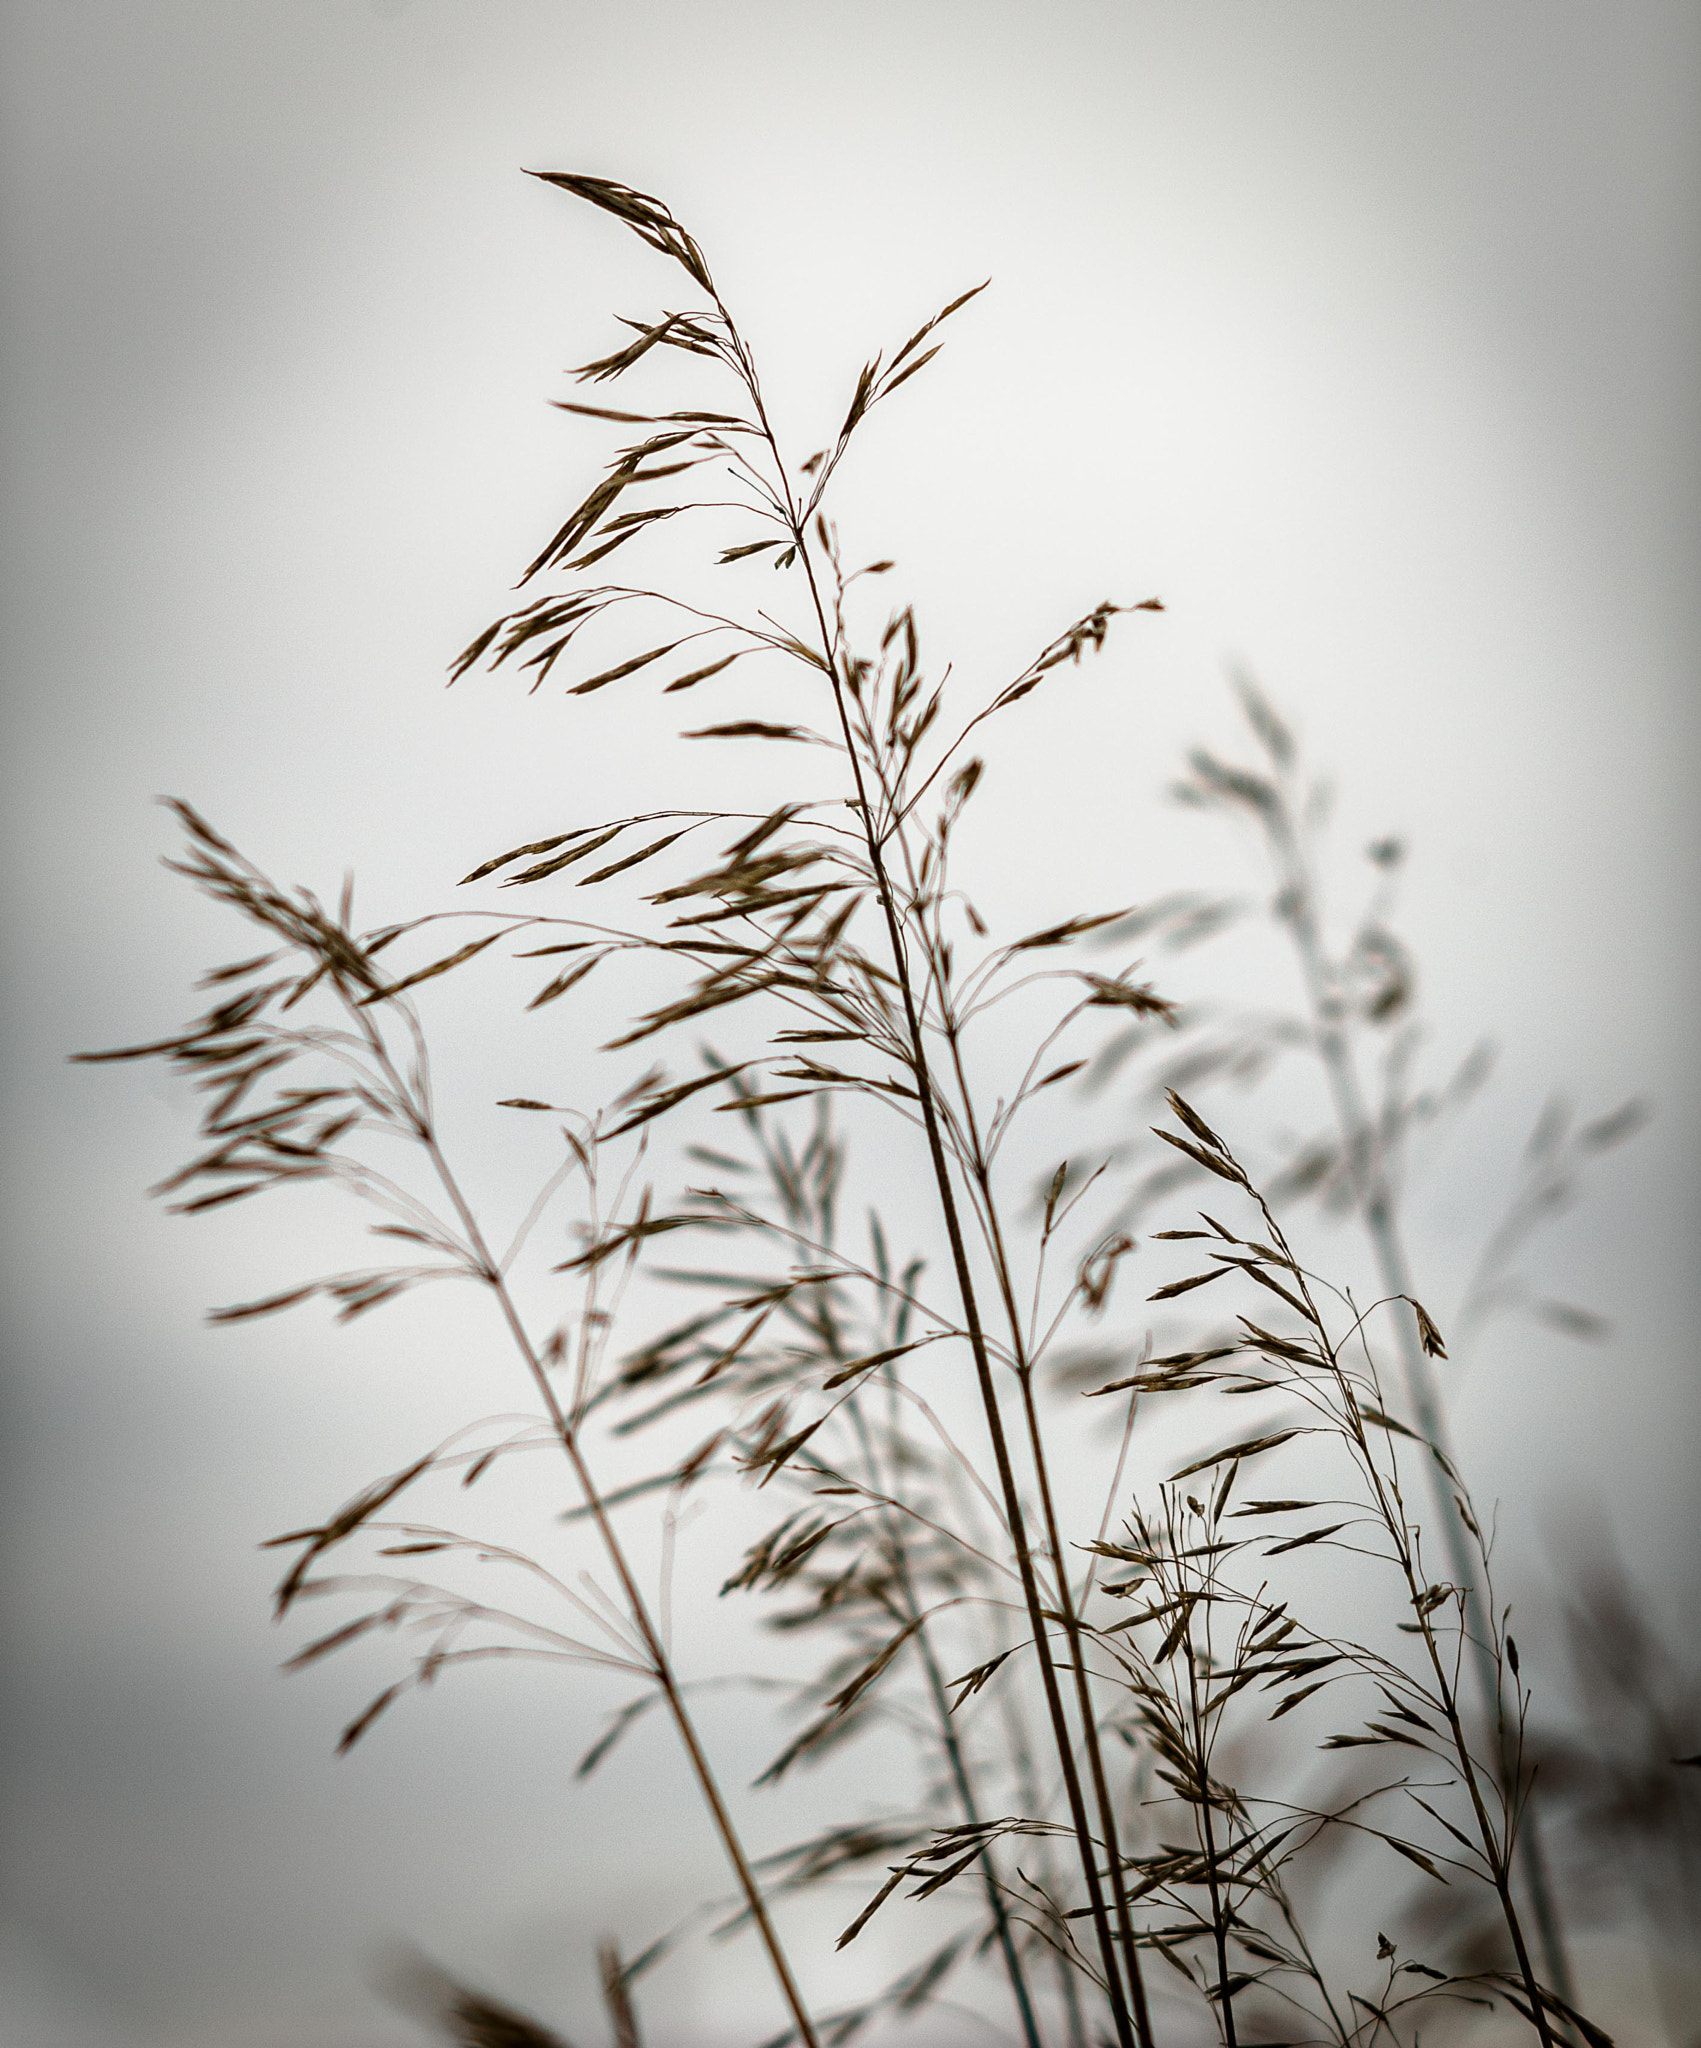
[{"x1": 2, "y1": 4, "x2": 1697, "y2": 2044}]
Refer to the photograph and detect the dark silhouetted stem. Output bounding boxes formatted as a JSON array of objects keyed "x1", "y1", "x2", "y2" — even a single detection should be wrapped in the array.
[
  {"x1": 810, "y1": 639, "x2": 1139, "y2": 2045},
  {"x1": 950, "y1": 1069, "x2": 1154, "y2": 2047},
  {"x1": 407, "y1": 1093, "x2": 822, "y2": 2048},
  {"x1": 915, "y1": 1606, "x2": 1046, "y2": 2048},
  {"x1": 1247, "y1": 1185, "x2": 1558, "y2": 2048},
  {"x1": 845, "y1": 1387, "x2": 1044, "y2": 2048},
  {"x1": 755, "y1": 457, "x2": 1142, "y2": 2042},
  {"x1": 1182, "y1": 1637, "x2": 1238, "y2": 2048}
]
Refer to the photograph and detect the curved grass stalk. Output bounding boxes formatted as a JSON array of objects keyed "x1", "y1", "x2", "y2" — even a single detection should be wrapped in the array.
[
  {"x1": 1186, "y1": 687, "x2": 1582, "y2": 2014},
  {"x1": 1146, "y1": 1091, "x2": 1569, "y2": 2046},
  {"x1": 77, "y1": 829, "x2": 823, "y2": 2048}
]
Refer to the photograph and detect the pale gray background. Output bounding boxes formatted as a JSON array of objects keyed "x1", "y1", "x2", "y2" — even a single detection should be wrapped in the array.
[{"x1": 2, "y1": 3, "x2": 1697, "y2": 2043}]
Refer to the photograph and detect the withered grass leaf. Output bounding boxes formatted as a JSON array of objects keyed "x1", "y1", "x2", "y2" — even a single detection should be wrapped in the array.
[
  {"x1": 945, "y1": 1648, "x2": 1015, "y2": 1712},
  {"x1": 1406, "y1": 1296, "x2": 1448, "y2": 1359},
  {"x1": 682, "y1": 721, "x2": 818, "y2": 743},
  {"x1": 1268, "y1": 1680, "x2": 1332, "y2": 1722},
  {"x1": 1083, "y1": 974, "x2": 1177, "y2": 1022},
  {"x1": 569, "y1": 507, "x2": 690, "y2": 573},
  {"x1": 1263, "y1": 1523, "x2": 1347, "y2": 1556},
  {"x1": 265, "y1": 1451, "x2": 438, "y2": 1616},
  {"x1": 1238, "y1": 1320, "x2": 1319, "y2": 1365},
  {"x1": 358, "y1": 930, "x2": 502, "y2": 1004},
  {"x1": 506, "y1": 824, "x2": 627, "y2": 885},
  {"x1": 577, "y1": 830, "x2": 688, "y2": 886},
  {"x1": 284, "y1": 1604, "x2": 402, "y2": 1673},
  {"x1": 447, "y1": 619, "x2": 504, "y2": 684},
  {"x1": 602, "y1": 1064, "x2": 752, "y2": 1140},
  {"x1": 603, "y1": 970, "x2": 786, "y2": 1049},
  {"x1": 1170, "y1": 1429, "x2": 1304, "y2": 1481},
  {"x1": 528, "y1": 171, "x2": 715, "y2": 290},
  {"x1": 719, "y1": 537, "x2": 786, "y2": 564},
  {"x1": 888, "y1": 280, "x2": 989, "y2": 374},
  {"x1": 577, "y1": 1692, "x2": 662, "y2": 1780},
  {"x1": 570, "y1": 641, "x2": 686, "y2": 697},
  {"x1": 1166, "y1": 1089, "x2": 1231, "y2": 1153},
  {"x1": 743, "y1": 1413, "x2": 828, "y2": 1486},
  {"x1": 876, "y1": 343, "x2": 942, "y2": 400},
  {"x1": 836, "y1": 1866, "x2": 908, "y2": 1950},
  {"x1": 1152, "y1": 1127, "x2": 1248, "y2": 1186},
  {"x1": 1011, "y1": 909, "x2": 1131, "y2": 953},
  {"x1": 209, "y1": 1283, "x2": 320, "y2": 1323},
  {"x1": 337, "y1": 1682, "x2": 403, "y2": 1754},
  {"x1": 1213, "y1": 1256, "x2": 1313, "y2": 1323},
  {"x1": 558, "y1": 1211, "x2": 706, "y2": 1272},
  {"x1": 820, "y1": 1338, "x2": 930, "y2": 1391},
  {"x1": 550, "y1": 399, "x2": 656, "y2": 423},
  {"x1": 573, "y1": 310, "x2": 710, "y2": 385},
  {"x1": 714, "y1": 1088, "x2": 814, "y2": 1112},
  {"x1": 1379, "y1": 1837, "x2": 1446, "y2": 1882},
  {"x1": 665, "y1": 650, "x2": 747, "y2": 692},
  {"x1": 1148, "y1": 1266, "x2": 1232, "y2": 1302},
  {"x1": 528, "y1": 955, "x2": 604, "y2": 1010},
  {"x1": 599, "y1": 1941, "x2": 642, "y2": 2048},
  {"x1": 196, "y1": 950, "x2": 282, "y2": 986},
  {"x1": 826, "y1": 1616, "x2": 927, "y2": 1714},
  {"x1": 1358, "y1": 1404, "x2": 1422, "y2": 1443}
]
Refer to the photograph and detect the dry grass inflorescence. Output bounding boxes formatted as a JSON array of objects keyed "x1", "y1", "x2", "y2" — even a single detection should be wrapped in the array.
[{"x1": 81, "y1": 176, "x2": 1689, "y2": 2048}]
